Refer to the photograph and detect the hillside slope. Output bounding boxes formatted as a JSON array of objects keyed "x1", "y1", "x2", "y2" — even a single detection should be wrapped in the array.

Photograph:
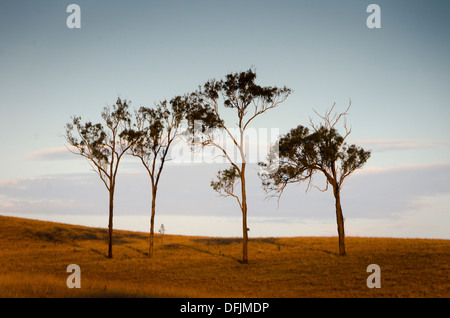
[{"x1": 0, "y1": 215, "x2": 448, "y2": 298}]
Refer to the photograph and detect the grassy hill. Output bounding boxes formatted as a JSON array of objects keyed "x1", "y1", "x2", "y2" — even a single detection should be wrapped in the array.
[{"x1": 0, "y1": 215, "x2": 448, "y2": 298}]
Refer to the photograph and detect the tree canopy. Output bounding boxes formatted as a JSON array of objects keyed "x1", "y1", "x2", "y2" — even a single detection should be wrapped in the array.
[{"x1": 260, "y1": 104, "x2": 371, "y2": 198}]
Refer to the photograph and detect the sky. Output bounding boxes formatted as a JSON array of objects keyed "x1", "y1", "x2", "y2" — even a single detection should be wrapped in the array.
[{"x1": 0, "y1": 0, "x2": 449, "y2": 239}]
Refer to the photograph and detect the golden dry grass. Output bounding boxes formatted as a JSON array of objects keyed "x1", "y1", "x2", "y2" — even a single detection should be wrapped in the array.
[{"x1": 0, "y1": 215, "x2": 448, "y2": 298}]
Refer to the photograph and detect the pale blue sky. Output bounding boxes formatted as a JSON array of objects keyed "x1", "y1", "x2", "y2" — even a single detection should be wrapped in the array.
[{"x1": 0, "y1": 1, "x2": 449, "y2": 238}]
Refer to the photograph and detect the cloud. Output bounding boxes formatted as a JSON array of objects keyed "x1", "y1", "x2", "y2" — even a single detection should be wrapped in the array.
[
  {"x1": 354, "y1": 162, "x2": 450, "y2": 175},
  {"x1": 345, "y1": 194, "x2": 450, "y2": 239},
  {"x1": 0, "y1": 174, "x2": 107, "y2": 215},
  {"x1": 0, "y1": 162, "x2": 449, "y2": 238},
  {"x1": 329, "y1": 162, "x2": 450, "y2": 230},
  {"x1": 20, "y1": 137, "x2": 449, "y2": 167},
  {"x1": 22, "y1": 147, "x2": 76, "y2": 161},
  {"x1": 355, "y1": 138, "x2": 450, "y2": 153},
  {"x1": 22, "y1": 126, "x2": 279, "y2": 165}
]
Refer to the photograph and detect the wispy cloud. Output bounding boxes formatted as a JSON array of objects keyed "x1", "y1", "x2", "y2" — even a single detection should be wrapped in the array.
[
  {"x1": 354, "y1": 161, "x2": 450, "y2": 175},
  {"x1": 0, "y1": 162, "x2": 449, "y2": 238},
  {"x1": 22, "y1": 137, "x2": 450, "y2": 164},
  {"x1": 21, "y1": 146, "x2": 76, "y2": 161},
  {"x1": 355, "y1": 138, "x2": 450, "y2": 153},
  {"x1": 346, "y1": 194, "x2": 450, "y2": 239}
]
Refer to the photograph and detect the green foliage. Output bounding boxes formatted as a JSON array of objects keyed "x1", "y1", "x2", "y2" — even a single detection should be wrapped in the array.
[
  {"x1": 128, "y1": 95, "x2": 188, "y2": 183},
  {"x1": 210, "y1": 166, "x2": 241, "y2": 197},
  {"x1": 260, "y1": 124, "x2": 371, "y2": 196},
  {"x1": 185, "y1": 68, "x2": 291, "y2": 197},
  {"x1": 184, "y1": 92, "x2": 224, "y2": 134},
  {"x1": 65, "y1": 97, "x2": 138, "y2": 190},
  {"x1": 66, "y1": 118, "x2": 109, "y2": 164},
  {"x1": 185, "y1": 68, "x2": 291, "y2": 136}
]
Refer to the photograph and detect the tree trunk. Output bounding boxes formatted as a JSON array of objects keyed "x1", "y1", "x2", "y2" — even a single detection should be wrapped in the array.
[
  {"x1": 334, "y1": 187, "x2": 346, "y2": 256},
  {"x1": 108, "y1": 186, "x2": 114, "y2": 259},
  {"x1": 240, "y1": 163, "x2": 248, "y2": 264},
  {"x1": 149, "y1": 186, "x2": 157, "y2": 258}
]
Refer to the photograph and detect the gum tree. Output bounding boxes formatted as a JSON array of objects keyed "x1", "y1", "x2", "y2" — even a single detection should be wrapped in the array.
[
  {"x1": 128, "y1": 96, "x2": 187, "y2": 258},
  {"x1": 185, "y1": 69, "x2": 291, "y2": 264},
  {"x1": 259, "y1": 103, "x2": 371, "y2": 256},
  {"x1": 65, "y1": 98, "x2": 139, "y2": 258}
]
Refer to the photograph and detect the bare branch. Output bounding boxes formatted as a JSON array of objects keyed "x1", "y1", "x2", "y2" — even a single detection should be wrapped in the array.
[
  {"x1": 243, "y1": 92, "x2": 290, "y2": 131},
  {"x1": 312, "y1": 100, "x2": 352, "y2": 131}
]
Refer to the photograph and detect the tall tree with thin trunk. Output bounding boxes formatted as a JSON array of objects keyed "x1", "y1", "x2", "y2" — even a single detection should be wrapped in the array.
[
  {"x1": 259, "y1": 102, "x2": 371, "y2": 256},
  {"x1": 65, "y1": 98, "x2": 139, "y2": 258},
  {"x1": 186, "y1": 69, "x2": 291, "y2": 264},
  {"x1": 127, "y1": 96, "x2": 187, "y2": 258}
]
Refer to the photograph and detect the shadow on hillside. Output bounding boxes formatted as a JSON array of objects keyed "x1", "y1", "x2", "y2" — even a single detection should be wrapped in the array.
[
  {"x1": 25, "y1": 226, "x2": 146, "y2": 246},
  {"x1": 192, "y1": 237, "x2": 279, "y2": 245},
  {"x1": 162, "y1": 242, "x2": 241, "y2": 262}
]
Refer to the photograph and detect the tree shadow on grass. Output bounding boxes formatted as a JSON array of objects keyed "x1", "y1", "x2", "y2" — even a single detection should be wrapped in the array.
[{"x1": 89, "y1": 247, "x2": 108, "y2": 258}]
